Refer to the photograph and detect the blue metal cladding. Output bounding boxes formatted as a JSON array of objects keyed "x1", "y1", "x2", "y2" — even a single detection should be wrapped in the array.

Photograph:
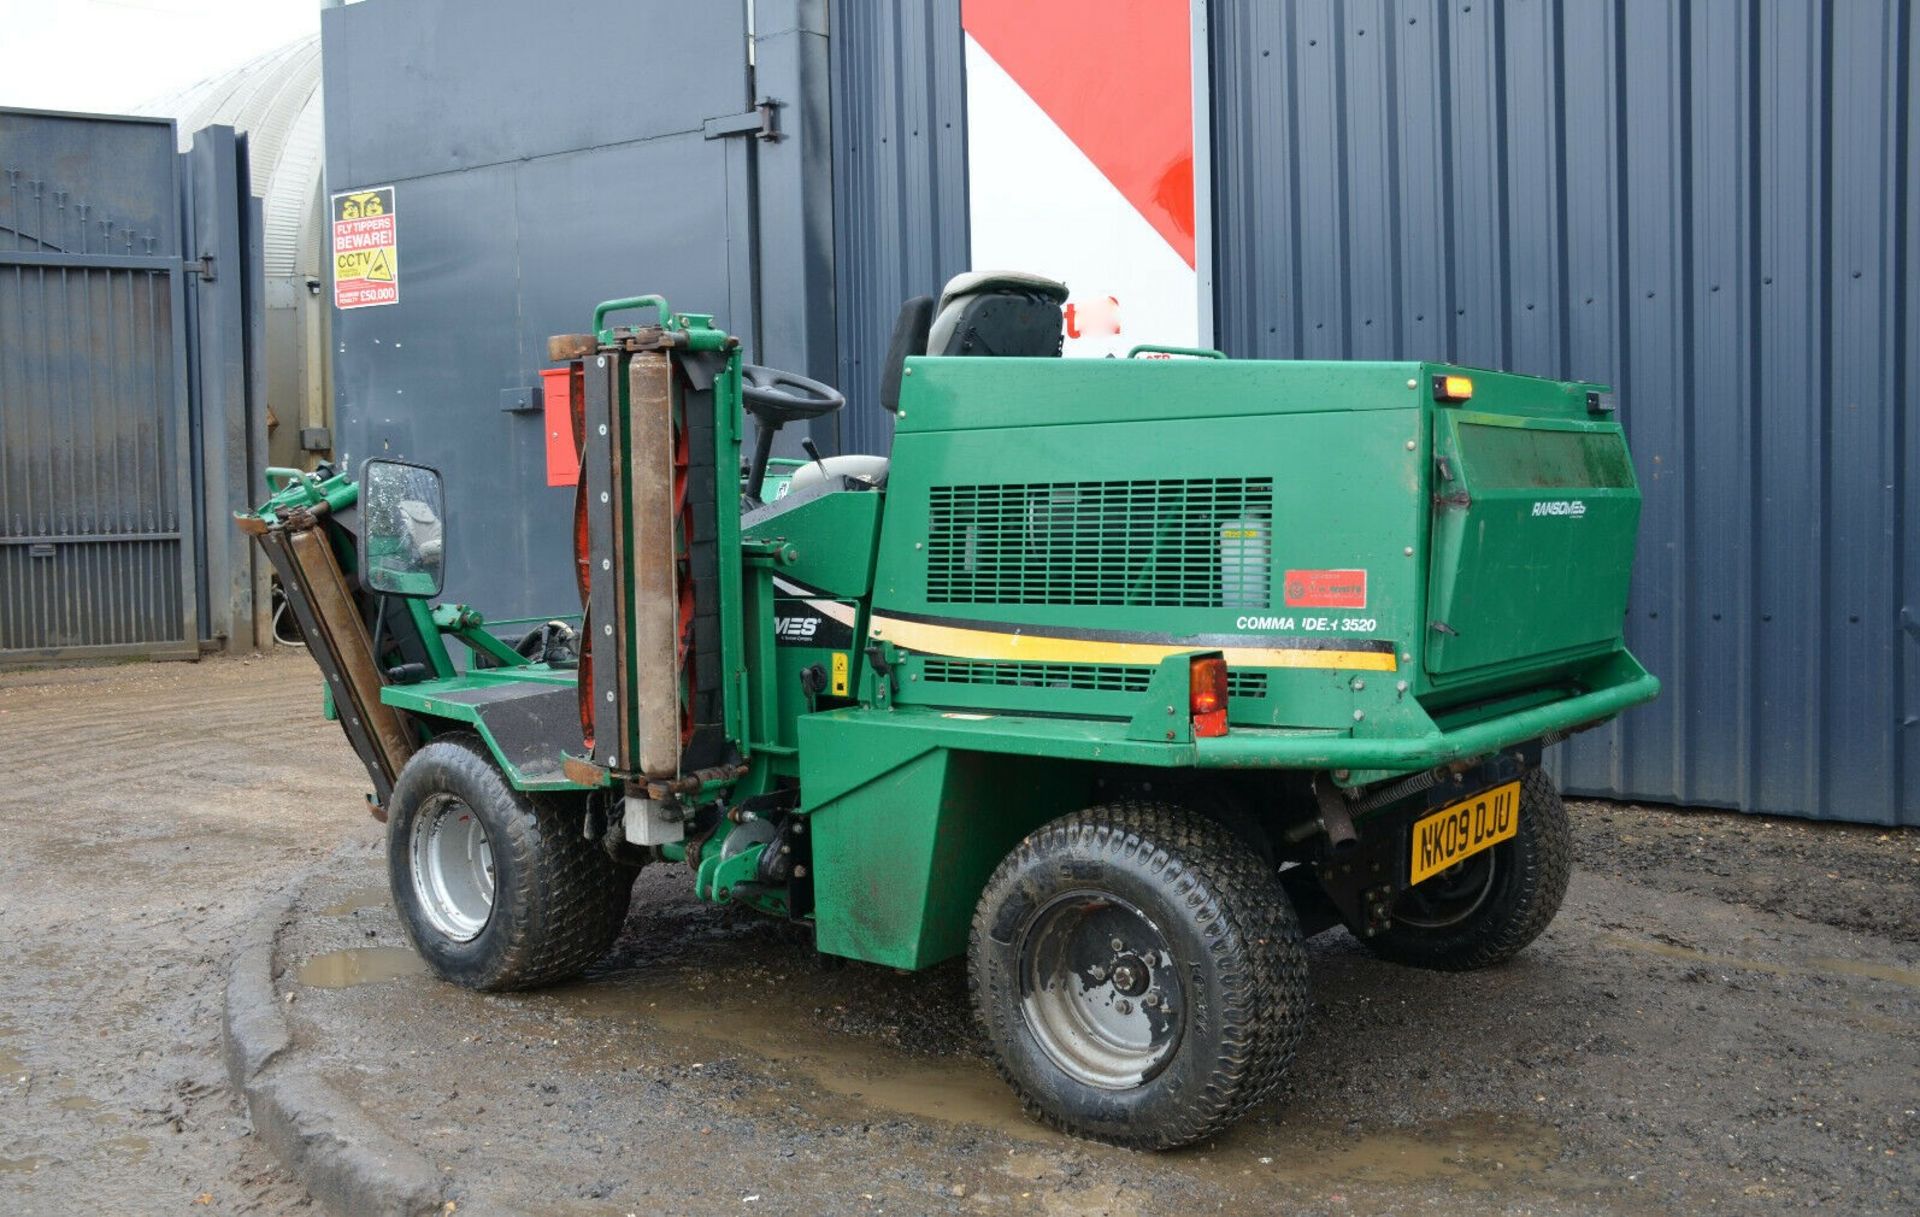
[
  {"x1": 1209, "y1": 0, "x2": 1916, "y2": 824},
  {"x1": 828, "y1": 0, "x2": 971, "y2": 456}
]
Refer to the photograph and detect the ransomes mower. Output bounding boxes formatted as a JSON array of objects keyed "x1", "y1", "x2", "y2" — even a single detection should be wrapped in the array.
[{"x1": 242, "y1": 274, "x2": 1658, "y2": 1147}]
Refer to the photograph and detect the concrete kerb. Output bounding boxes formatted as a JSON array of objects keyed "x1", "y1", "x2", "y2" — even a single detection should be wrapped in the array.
[{"x1": 223, "y1": 872, "x2": 446, "y2": 1217}]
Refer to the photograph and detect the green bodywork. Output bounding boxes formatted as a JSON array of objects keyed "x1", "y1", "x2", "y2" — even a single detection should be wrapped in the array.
[{"x1": 256, "y1": 302, "x2": 1657, "y2": 974}]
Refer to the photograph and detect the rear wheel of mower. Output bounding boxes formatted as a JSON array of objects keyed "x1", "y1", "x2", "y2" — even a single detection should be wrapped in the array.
[
  {"x1": 1364, "y1": 767, "x2": 1572, "y2": 971},
  {"x1": 968, "y1": 803, "x2": 1309, "y2": 1149},
  {"x1": 387, "y1": 734, "x2": 636, "y2": 991}
]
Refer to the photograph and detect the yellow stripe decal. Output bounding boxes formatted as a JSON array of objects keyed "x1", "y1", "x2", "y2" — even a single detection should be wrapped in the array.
[{"x1": 867, "y1": 615, "x2": 1397, "y2": 672}]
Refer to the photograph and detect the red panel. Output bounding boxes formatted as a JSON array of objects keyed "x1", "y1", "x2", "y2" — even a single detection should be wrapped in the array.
[
  {"x1": 1284, "y1": 569, "x2": 1369, "y2": 610},
  {"x1": 963, "y1": 0, "x2": 1195, "y2": 267},
  {"x1": 541, "y1": 366, "x2": 579, "y2": 488}
]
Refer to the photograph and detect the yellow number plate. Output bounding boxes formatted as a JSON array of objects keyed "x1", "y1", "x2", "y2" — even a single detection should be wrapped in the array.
[{"x1": 1409, "y1": 780, "x2": 1521, "y2": 885}]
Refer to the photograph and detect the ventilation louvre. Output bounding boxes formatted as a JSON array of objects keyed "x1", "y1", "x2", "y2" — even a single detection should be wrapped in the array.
[
  {"x1": 919, "y1": 659, "x2": 1268, "y2": 699},
  {"x1": 926, "y1": 478, "x2": 1274, "y2": 608}
]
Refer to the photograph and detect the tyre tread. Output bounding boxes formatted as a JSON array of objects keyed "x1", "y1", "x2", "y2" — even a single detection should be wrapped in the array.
[
  {"x1": 1365, "y1": 768, "x2": 1571, "y2": 972},
  {"x1": 968, "y1": 802, "x2": 1308, "y2": 1149},
  {"x1": 390, "y1": 734, "x2": 633, "y2": 992}
]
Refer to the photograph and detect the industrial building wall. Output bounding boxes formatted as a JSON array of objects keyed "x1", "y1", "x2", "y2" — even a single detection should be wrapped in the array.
[
  {"x1": 828, "y1": 0, "x2": 971, "y2": 455},
  {"x1": 1208, "y1": 0, "x2": 1916, "y2": 825},
  {"x1": 313, "y1": 1, "x2": 1913, "y2": 822}
]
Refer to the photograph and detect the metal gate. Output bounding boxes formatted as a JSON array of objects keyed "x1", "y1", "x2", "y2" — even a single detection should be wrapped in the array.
[
  {"x1": 0, "y1": 111, "x2": 197, "y2": 661},
  {"x1": 1, "y1": 108, "x2": 264, "y2": 664}
]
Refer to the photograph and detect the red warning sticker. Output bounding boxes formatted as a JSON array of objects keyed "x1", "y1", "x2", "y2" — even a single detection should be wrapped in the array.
[{"x1": 1284, "y1": 569, "x2": 1368, "y2": 609}]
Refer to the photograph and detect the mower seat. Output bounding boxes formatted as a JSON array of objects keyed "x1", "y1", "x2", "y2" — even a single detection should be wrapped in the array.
[
  {"x1": 926, "y1": 270, "x2": 1068, "y2": 357},
  {"x1": 782, "y1": 274, "x2": 1067, "y2": 506},
  {"x1": 786, "y1": 453, "x2": 891, "y2": 495}
]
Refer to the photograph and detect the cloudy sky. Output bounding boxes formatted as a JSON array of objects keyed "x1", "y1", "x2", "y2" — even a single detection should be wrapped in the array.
[{"x1": 0, "y1": 0, "x2": 322, "y2": 114}]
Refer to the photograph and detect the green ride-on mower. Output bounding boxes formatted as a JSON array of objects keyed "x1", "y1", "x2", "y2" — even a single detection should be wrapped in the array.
[{"x1": 243, "y1": 275, "x2": 1658, "y2": 1148}]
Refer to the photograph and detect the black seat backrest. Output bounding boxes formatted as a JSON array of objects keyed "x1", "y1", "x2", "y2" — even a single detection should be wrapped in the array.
[
  {"x1": 927, "y1": 271, "x2": 1068, "y2": 358},
  {"x1": 880, "y1": 295, "x2": 934, "y2": 414}
]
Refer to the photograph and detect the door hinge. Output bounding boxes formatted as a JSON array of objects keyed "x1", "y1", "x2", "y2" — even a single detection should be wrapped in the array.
[
  {"x1": 184, "y1": 253, "x2": 215, "y2": 282},
  {"x1": 703, "y1": 98, "x2": 782, "y2": 142}
]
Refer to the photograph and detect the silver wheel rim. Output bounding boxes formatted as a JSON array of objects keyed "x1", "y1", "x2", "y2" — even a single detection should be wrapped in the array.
[
  {"x1": 409, "y1": 794, "x2": 494, "y2": 941},
  {"x1": 1396, "y1": 850, "x2": 1497, "y2": 929},
  {"x1": 1018, "y1": 891, "x2": 1184, "y2": 1090}
]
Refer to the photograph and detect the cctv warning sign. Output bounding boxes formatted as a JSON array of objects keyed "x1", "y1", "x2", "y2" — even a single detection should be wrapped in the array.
[{"x1": 331, "y1": 186, "x2": 398, "y2": 309}]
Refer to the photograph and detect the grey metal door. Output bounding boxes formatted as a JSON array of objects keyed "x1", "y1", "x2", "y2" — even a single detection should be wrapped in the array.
[
  {"x1": 321, "y1": 0, "x2": 771, "y2": 622},
  {"x1": 0, "y1": 110, "x2": 198, "y2": 661}
]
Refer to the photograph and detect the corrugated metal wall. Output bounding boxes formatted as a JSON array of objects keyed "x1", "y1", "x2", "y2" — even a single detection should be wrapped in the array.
[
  {"x1": 1209, "y1": 0, "x2": 1916, "y2": 824},
  {"x1": 828, "y1": 0, "x2": 971, "y2": 456}
]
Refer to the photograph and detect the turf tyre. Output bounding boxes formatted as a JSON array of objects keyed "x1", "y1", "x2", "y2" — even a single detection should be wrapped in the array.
[
  {"x1": 1364, "y1": 767, "x2": 1572, "y2": 971},
  {"x1": 968, "y1": 802, "x2": 1309, "y2": 1149},
  {"x1": 387, "y1": 733, "x2": 635, "y2": 991}
]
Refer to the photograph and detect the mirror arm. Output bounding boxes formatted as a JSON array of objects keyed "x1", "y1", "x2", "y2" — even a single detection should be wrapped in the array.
[
  {"x1": 370, "y1": 595, "x2": 389, "y2": 670},
  {"x1": 407, "y1": 597, "x2": 457, "y2": 678}
]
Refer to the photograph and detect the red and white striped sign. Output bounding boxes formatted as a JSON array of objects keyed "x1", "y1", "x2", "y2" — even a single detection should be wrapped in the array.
[{"x1": 962, "y1": 0, "x2": 1199, "y2": 357}]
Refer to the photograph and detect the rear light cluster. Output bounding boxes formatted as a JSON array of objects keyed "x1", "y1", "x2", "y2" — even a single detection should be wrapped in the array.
[{"x1": 1189, "y1": 655, "x2": 1229, "y2": 738}]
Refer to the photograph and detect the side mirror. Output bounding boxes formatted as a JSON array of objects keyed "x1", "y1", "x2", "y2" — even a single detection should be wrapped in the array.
[{"x1": 359, "y1": 458, "x2": 446, "y2": 598}]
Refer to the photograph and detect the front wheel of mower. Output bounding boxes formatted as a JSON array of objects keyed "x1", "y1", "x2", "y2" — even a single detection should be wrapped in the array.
[
  {"x1": 387, "y1": 734, "x2": 636, "y2": 991},
  {"x1": 1364, "y1": 767, "x2": 1572, "y2": 971},
  {"x1": 968, "y1": 803, "x2": 1309, "y2": 1149}
]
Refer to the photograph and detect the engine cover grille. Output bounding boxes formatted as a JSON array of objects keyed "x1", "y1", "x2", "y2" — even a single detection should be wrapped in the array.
[{"x1": 925, "y1": 477, "x2": 1274, "y2": 608}]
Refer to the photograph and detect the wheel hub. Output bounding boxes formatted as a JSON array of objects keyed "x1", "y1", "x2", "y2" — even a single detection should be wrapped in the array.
[
  {"x1": 409, "y1": 793, "x2": 495, "y2": 942},
  {"x1": 1017, "y1": 892, "x2": 1184, "y2": 1090},
  {"x1": 1109, "y1": 955, "x2": 1149, "y2": 996},
  {"x1": 1394, "y1": 849, "x2": 1496, "y2": 929}
]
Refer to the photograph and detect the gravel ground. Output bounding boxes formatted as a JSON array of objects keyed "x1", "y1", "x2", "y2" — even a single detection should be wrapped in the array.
[
  {"x1": 3, "y1": 652, "x2": 1916, "y2": 1215},
  {"x1": 0, "y1": 651, "x2": 364, "y2": 1214}
]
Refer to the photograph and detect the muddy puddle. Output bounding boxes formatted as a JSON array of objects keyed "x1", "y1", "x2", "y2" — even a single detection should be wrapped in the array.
[
  {"x1": 532, "y1": 969, "x2": 1564, "y2": 1196},
  {"x1": 297, "y1": 946, "x2": 427, "y2": 988},
  {"x1": 0, "y1": 1031, "x2": 24, "y2": 1079},
  {"x1": 1599, "y1": 933, "x2": 1920, "y2": 989},
  {"x1": 1214, "y1": 1114, "x2": 1559, "y2": 1188},
  {"x1": 541, "y1": 975, "x2": 1045, "y2": 1140}
]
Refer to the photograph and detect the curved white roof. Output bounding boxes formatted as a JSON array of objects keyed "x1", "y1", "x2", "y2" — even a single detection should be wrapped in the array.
[{"x1": 139, "y1": 36, "x2": 324, "y2": 279}]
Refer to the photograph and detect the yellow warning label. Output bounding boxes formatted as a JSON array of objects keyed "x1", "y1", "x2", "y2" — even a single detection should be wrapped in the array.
[
  {"x1": 330, "y1": 186, "x2": 398, "y2": 309},
  {"x1": 336, "y1": 190, "x2": 386, "y2": 219},
  {"x1": 830, "y1": 652, "x2": 849, "y2": 696}
]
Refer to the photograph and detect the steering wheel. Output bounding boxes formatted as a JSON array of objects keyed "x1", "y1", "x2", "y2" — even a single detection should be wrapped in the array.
[{"x1": 741, "y1": 364, "x2": 845, "y2": 424}]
